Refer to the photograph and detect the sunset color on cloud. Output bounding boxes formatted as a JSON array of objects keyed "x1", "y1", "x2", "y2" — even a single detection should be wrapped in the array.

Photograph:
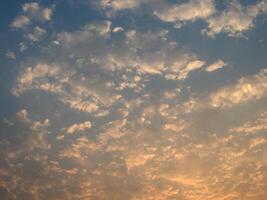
[{"x1": 1, "y1": 0, "x2": 267, "y2": 199}]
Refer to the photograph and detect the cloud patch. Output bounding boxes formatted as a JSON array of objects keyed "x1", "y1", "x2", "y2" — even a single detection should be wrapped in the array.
[
  {"x1": 206, "y1": 59, "x2": 227, "y2": 72},
  {"x1": 10, "y1": 2, "x2": 54, "y2": 29}
]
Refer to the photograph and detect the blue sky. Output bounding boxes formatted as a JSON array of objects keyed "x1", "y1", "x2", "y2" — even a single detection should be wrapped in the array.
[{"x1": 1, "y1": 0, "x2": 267, "y2": 199}]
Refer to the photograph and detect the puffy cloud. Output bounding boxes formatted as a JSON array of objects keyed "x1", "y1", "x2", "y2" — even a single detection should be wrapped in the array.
[
  {"x1": 12, "y1": 63, "x2": 61, "y2": 96},
  {"x1": 41, "y1": 7, "x2": 53, "y2": 21},
  {"x1": 95, "y1": 0, "x2": 267, "y2": 38},
  {"x1": 5, "y1": 3, "x2": 267, "y2": 199},
  {"x1": 10, "y1": 15, "x2": 30, "y2": 28},
  {"x1": 57, "y1": 20, "x2": 207, "y2": 78},
  {"x1": 231, "y1": 111, "x2": 267, "y2": 134},
  {"x1": 16, "y1": 109, "x2": 31, "y2": 123},
  {"x1": 206, "y1": 59, "x2": 227, "y2": 72},
  {"x1": 210, "y1": 69, "x2": 267, "y2": 108},
  {"x1": 153, "y1": 0, "x2": 215, "y2": 23},
  {"x1": 163, "y1": 120, "x2": 189, "y2": 133},
  {"x1": 112, "y1": 26, "x2": 124, "y2": 32},
  {"x1": 177, "y1": 59, "x2": 206, "y2": 80},
  {"x1": 58, "y1": 20, "x2": 112, "y2": 47},
  {"x1": 12, "y1": 61, "x2": 122, "y2": 115},
  {"x1": 98, "y1": 0, "x2": 215, "y2": 24},
  {"x1": 26, "y1": 26, "x2": 46, "y2": 42},
  {"x1": 10, "y1": 2, "x2": 54, "y2": 29},
  {"x1": 249, "y1": 137, "x2": 266, "y2": 149},
  {"x1": 65, "y1": 100, "x2": 100, "y2": 113},
  {"x1": 59, "y1": 136, "x2": 101, "y2": 159},
  {"x1": 204, "y1": 0, "x2": 267, "y2": 37},
  {"x1": 66, "y1": 121, "x2": 92, "y2": 134},
  {"x1": 102, "y1": 0, "x2": 142, "y2": 10},
  {"x1": 5, "y1": 51, "x2": 16, "y2": 60}
]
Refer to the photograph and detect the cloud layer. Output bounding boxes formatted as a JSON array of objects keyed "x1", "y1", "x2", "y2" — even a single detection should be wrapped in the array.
[{"x1": 1, "y1": 0, "x2": 267, "y2": 200}]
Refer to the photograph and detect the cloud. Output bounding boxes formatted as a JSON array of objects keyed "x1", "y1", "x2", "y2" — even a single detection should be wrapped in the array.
[
  {"x1": 5, "y1": 51, "x2": 16, "y2": 60},
  {"x1": 10, "y1": 15, "x2": 30, "y2": 28},
  {"x1": 88, "y1": 0, "x2": 267, "y2": 40},
  {"x1": 12, "y1": 63, "x2": 62, "y2": 96},
  {"x1": 57, "y1": 20, "x2": 207, "y2": 78},
  {"x1": 66, "y1": 121, "x2": 92, "y2": 134},
  {"x1": 112, "y1": 26, "x2": 124, "y2": 32},
  {"x1": 210, "y1": 69, "x2": 267, "y2": 108},
  {"x1": 16, "y1": 109, "x2": 31, "y2": 123},
  {"x1": 249, "y1": 137, "x2": 266, "y2": 149},
  {"x1": 206, "y1": 59, "x2": 227, "y2": 72},
  {"x1": 163, "y1": 120, "x2": 189, "y2": 132},
  {"x1": 204, "y1": 0, "x2": 267, "y2": 37},
  {"x1": 5, "y1": 4, "x2": 267, "y2": 199},
  {"x1": 95, "y1": 0, "x2": 267, "y2": 38},
  {"x1": 153, "y1": 0, "x2": 215, "y2": 23},
  {"x1": 26, "y1": 26, "x2": 46, "y2": 42},
  {"x1": 12, "y1": 62, "x2": 121, "y2": 115},
  {"x1": 231, "y1": 111, "x2": 267, "y2": 134},
  {"x1": 102, "y1": 0, "x2": 142, "y2": 10},
  {"x1": 59, "y1": 136, "x2": 101, "y2": 159},
  {"x1": 98, "y1": 0, "x2": 215, "y2": 24},
  {"x1": 177, "y1": 59, "x2": 206, "y2": 80},
  {"x1": 41, "y1": 7, "x2": 53, "y2": 21},
  {"x1": 10, "y1": 2, "x2": 54, "y2": 29}
]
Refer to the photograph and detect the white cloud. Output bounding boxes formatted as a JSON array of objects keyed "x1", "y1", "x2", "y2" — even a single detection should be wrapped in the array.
[
  {"x1": 58, "y1": 20, "x2": 112, "y2": 48},
  {"x1": 57, "y1": 21, "x2": 206, "y2": 77},
  {"x1": 66, "y1": 121, "x2": 92, "y2": 134},
  {"x1": 96, "y1": 0, "x2": 267, "y2": 38},
  {"x1": 4, "y1": 2, "x2": 267, "y2": 200},
  {"x1": 163, "y1": 120, "x2": 189, "y2": 133},
  {"x1": 65, "y1": 100, "x2": 100, "y2": 113},
  {"x1": 231, "y1": 111, "x2": 267, "y2": 134},
  {"x1": 16, "y1": 109, "x2": 31, "y2": 123},
  {"x1": 59, "y1": 136, "x2": 101, "y2": 159},
  {"x1": 153, "y1": 0, "x2": 215, "y2": 23},
  {"x1": 249, "y1": 138, "x2": 266, "y2": 149},
  {"x1": 177, "y1": 60, "x2": 206, "y2": 80},
  {"x1": 210, "y1": 69, "x2": 267, "y2": 108},
  {"x1": 204, "y1": 0, "x2": 267, "y2": 37},
  {"x1": 100, "y1": 0, "x2": 143, "y2": 10},
  {"x1": 10, "y1": 2, "x2": 54, "y2": 29},
  {"x1": 26, "y1": 26, "x2": 46, "y2": 42},
  {"x1": 11, "y1": 15, "x2": 30, "y2": 28},
  {"x1": 99, "y1": 0, "x2": 215, "y2": 23},
  {"x1": 206, "y1": 59, "x2": 227, "y2": 72},
  {"x1": 112, "y1": 26, "x2": 124, "y2": 32},
  {"x1": 5, "y1": 51, "x2": 16, "y2": 60},
  {"x1": 22, "y1": 2, "x2": 40, "y2": 13},
  {"x1": 41, "y1": 8, "x2": 53, "y2": 21},
  {"x1": 12, "y1": 63, "x2": 61, "y2": 96},
  {"x1": 12, "y1": 62, "x2": 121, "y2": 114}
]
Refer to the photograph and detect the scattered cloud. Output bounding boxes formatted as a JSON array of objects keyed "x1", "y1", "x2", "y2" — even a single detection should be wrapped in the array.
[
  {"x1": 5, "y1": 51, "x2": 16, "y2": 60},
  {"x1": 95, "y1": 0, "x2": 267, "y2": 38},
  {"x1": 210, "y1": 69, "x2": 267, "y2": 108},
  {"x1": 26, "y1": 26, "x2": 46, "y2": 42},
  {"x1": 66, "y1": 121, "x2": 92, "y2": 134},
  {"x1": 177, "y1": 59, "x2": 206, "y2": 80},
  {"x1": 153, "y1": 0, "x2": 215, "y2": 23},
  {"x1": 204, "y1": 0, "x2": 267, "y2": 37},
  {"x1": 101, "y1": 0, "x2": 143, "y2": 10},
  {"x1": 112, "y1": 26, "x2": 124, "y2": 32},
  {"x1": 2, "y1": 1, "x2": 267, "y2": 199},
  {"x1": 10, "y1": 2, "x2": 54, "y2": 29},
  {"x1": 10, "y1": 15, "x2": 30, "y2": 29},
  {"x1": 206, "y1": 59, "x2": 227, "y2": 72},
  {"x1": 231, "y1": 111, "x2": 267, "y2": 134}
]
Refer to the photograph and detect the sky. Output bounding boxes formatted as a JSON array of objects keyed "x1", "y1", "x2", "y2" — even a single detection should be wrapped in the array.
[{"x1": 1, "y1": 0, "x2": 267, "y2": 199}]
